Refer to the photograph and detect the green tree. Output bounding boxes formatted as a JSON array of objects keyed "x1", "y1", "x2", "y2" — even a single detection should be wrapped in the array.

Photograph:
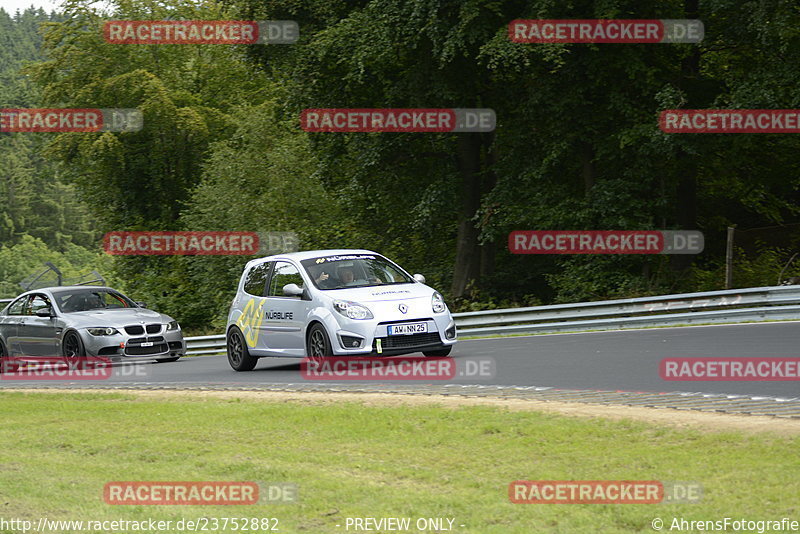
[
  {"x1": 27, "y1": 0, "x2": 273, "y2": 322},
  {"x1": 30, "y1": 0, "x2": 268, "y2": 229},
  {"x1": 0, "y1": 7, "x2": 97, "y2": 253}
]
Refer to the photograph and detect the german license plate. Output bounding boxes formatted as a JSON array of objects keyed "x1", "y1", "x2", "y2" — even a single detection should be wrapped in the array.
[
  {"x1": 387, "y1": 322, "x2": 427, "y2": 335},
  {"x1": 141, "y1": 342, "x2": 154, "y2": 347}
]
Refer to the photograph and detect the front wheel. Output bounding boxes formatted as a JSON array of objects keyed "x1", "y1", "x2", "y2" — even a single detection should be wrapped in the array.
[
  {"x1": 423, "y1": 346, "x2": 452, "y2": 357},
  {"x1": 63, "y1": 331, "x2": 86, "y2": 367},
  {"x1": 227, "y1": 327, "x2": 258, "y2": 371},
  {"x1": 306, "y1": 323, "x2": 332, "y2": 366}
]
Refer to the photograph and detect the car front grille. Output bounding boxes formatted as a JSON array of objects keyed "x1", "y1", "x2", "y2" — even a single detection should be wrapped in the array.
[
  {"x1": 378, "y1": 318, "x2": 434, "y2": 325},
  {"x1": 125, "y1": 336, "x2": 168, "y2": 356},
  {"x1": 373, "y1": 332, "x2": 442, "y2": 350},
  {"x1": 125, "y1": 324, "x2": 162, "y2": 335},
  {"x1": 126, "y1": 344, "x2": 168, "y2": 356}
]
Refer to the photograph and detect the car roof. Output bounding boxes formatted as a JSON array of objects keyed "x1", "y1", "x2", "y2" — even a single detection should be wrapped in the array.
[
  {"x1": 2, "y1": 286, "x2": 120, "y2": 312},
  {"x1": 244, "y1": 249, "x2": 381, "y2": 268},
  {"x1": 16, "y1": 286, "x2": 116, "y2": 297}
]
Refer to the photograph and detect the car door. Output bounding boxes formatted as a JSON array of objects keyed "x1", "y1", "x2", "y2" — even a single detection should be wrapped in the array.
[
  {"x1": 17, "y1": 294, "x2": 58, "y2": 358},
  {"x1": 262, "y1": 261, "x2": 311, "y2": 356},
  {"x1": 235, "y1": 261, "x2": 273, "y2": 354},
  {"x1": 0, "y1": 296, "x2": 29, "y2": 357}
]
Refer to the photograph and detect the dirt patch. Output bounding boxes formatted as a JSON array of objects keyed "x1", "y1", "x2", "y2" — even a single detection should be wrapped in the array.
[{"x1": 4, "y1": 388, "x2": 799, "y2": 436}]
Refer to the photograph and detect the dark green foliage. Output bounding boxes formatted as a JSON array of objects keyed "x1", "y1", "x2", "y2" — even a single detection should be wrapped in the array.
[
  {"x1": 2, "y1": 0, "x2": 799, "y2": 326},
  {"x1": 0, "y1": 7, "x2": 99, "y2": 291}
]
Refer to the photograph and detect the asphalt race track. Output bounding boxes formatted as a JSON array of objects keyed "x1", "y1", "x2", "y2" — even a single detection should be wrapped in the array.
[{"x1": 2, "y1": 321, "x2": 799, "y2": 396}]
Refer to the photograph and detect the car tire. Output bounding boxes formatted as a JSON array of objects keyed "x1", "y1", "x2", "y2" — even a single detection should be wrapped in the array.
[
  {"x1": 423, "y1": 346, "x2": 452, "y2": 357},
  {"x1": 227, "y1": 326, "x2": 258, "y2": 371},
  {"x1": 0, "y1": 340, "x2": 19, "y2": 373},
  {"x1": 62, "y1": 331, "x2": 86, "y2": 368},
  {"x1": 306, "y1": 323, "x2": 332, "y2": 366},
  {"x1": 156, "y1": 357, "x2": 180, "y2": 363}
]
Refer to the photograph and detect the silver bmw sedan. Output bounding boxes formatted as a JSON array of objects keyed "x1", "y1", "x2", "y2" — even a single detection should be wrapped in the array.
[{"x1": 0, "y1": 286, "x2": 184, "y2": 372}]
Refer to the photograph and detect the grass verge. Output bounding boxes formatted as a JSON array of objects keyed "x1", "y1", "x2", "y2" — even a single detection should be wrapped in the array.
[{"x1": 0, "y1": 390, "x2": 797, "y2": 533}]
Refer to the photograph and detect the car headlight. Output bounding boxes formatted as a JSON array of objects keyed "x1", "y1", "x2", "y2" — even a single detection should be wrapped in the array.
[
  {"x1": 87, "y1": 327, "x2": 119, "y2": 336},
  {"x1": 432, "y1": 291, "x2": 446, "y2": 313},
  {"x1": 167, "y1": 320, "x2": 180, "y2": 331},
  {"x1": 333, "y1": 300, "x2": 374, "y2": 320}
]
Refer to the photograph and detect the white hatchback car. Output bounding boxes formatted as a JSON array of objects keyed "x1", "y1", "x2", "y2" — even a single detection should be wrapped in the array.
[{"x1": 226, "y1": 249, "x2": 457, "y2": 371}]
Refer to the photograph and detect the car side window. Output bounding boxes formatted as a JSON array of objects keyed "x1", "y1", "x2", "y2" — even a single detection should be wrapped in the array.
[
  {"x1": 27, "y1": 295, "x2": 51, "y2": 315},
  {"x1": 243, "y1": 262, "x2": 272, "y2": 296},
  {"x1": 6, "y1": 296, "x2": 29, "y2": 316},
  {"x1": 268, "y1": 262, "x2": 304, "y2": 297}
]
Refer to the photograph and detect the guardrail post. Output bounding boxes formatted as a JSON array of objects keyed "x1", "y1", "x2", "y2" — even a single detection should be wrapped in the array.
[{"x1": 725, "y1": 227, "x2": 735, "y2": 289}]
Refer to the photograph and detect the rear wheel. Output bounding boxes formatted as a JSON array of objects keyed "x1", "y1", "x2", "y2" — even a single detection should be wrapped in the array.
[
  {"x1": 423, "y1": 346, "x2": 452, "y2": 357},
  {"x1": 227, "y1": 327, "x2": 258, "y2": 371},
  {"x1": 0, "y1": 341, "x2": 19, "y2": 373},
  {"x1": 306, "y1": 323, "x2": 332, "y2": 367}
]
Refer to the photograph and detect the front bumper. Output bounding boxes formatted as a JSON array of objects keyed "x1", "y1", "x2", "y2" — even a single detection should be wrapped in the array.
[
  {"x1": 80, "y1": 327, "x2": 186, "y2": 360},
  {"x1": 328, "y1": 314, "x2": 457, "y2": 356}
]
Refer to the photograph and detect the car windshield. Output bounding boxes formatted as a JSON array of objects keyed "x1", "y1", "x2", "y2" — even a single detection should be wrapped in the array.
[
  {"x1": 301, "y1": 254, "x2": 414, "y2": 290},
  {"x1": 51, "y1": 288, "x2": 136, "y2": 313}
]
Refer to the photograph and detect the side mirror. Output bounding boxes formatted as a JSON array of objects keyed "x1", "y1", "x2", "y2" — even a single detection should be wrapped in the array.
[
  {"x1": 413, "y1": 274, "x2": 426, "y2": 284},
  {"x1": 283, "y1": 284, "x2": 304, "y2": 297},
  {"x1": 135, "y1": 301, "x2": 147, "y2": 308},
  {"x1": 35, "y1": 307, "x2": 53, "y2": 318}
]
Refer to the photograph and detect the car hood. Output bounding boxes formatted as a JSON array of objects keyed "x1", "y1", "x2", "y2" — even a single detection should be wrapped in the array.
[
  {"x1": 321, "y1": 284, "x2": 432, "y2": 303},
  {"x1": 61, "y1": 308, "x2": 172, "y2": 327}
]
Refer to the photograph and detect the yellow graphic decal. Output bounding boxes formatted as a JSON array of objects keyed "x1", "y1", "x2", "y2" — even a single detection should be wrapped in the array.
[{"x1": 237, "y1": 298, "x2": 265, "y2": 348}]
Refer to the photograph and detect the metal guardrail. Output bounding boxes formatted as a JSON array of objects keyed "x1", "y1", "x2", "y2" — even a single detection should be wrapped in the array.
[
  {"x1": 185, "y1": 335, "x2": 228, "y2": 356},
  {"x1": 453, "y1": 285, "x2": 800, "y2": 336},
  {"x1": 182, "y1": 285, "x2": 800, "y2": 355}
]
